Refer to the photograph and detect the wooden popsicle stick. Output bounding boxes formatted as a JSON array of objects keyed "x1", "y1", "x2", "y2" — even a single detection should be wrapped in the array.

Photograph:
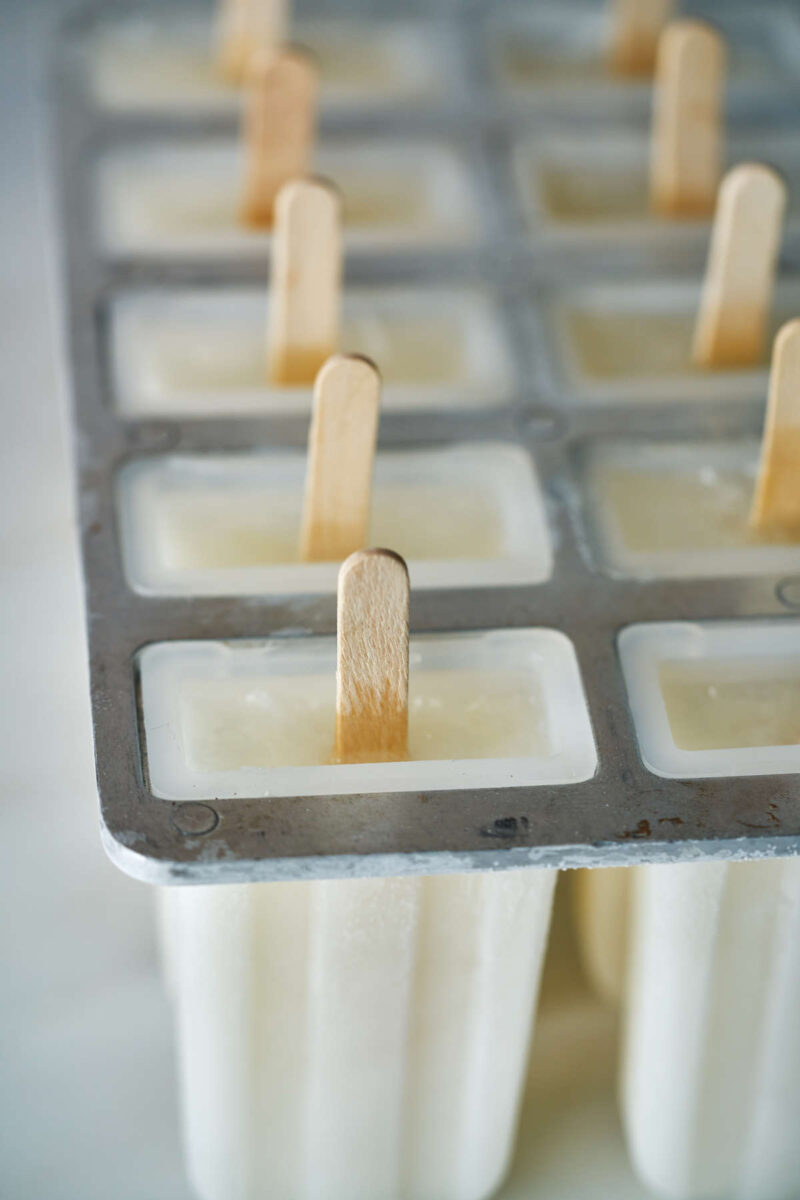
[
  {"x1": 299, "y1": 355, "x2": 380, "y2": 563},
  {"x1": 692, "y1": 163, "x2": 786, "y2": 369},
  {"x1": 266, "y1": 178, "x2": 342, "y2": 385},
  {"x1": 609, "y1": 0, "x2": 675, "y2": 76},
  {"x1": 750, "y1": 321, "x2": 800, "y2": 537},
  {"x1": 218, "y1": 0, "x2": 289, "y2": 84},
  {"x1": 238, "y1": 48, "x2": 318, "y2": 229},
  {"x1": 334, "y1": 549, "x2": 410, "y2": 765},
  {"x1": 650, "y1": 21, "x2": 726, "y2": 218}
]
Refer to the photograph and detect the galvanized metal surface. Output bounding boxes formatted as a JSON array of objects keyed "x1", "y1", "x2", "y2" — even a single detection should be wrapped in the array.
[{"x1": 54, "y1": 0, "x2": 800, "y2": 884}]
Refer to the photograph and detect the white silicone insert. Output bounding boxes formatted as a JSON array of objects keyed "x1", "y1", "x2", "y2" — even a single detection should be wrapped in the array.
[
  {"x1": 139, "y1": 630, "x2": 597, "y2": 800},
  {"x1": 546, "y1": 279, "x2": 800, "y2": 406},
  {"x1": 97, "y1": 140, "x2": 482, "y2": 258},
  {"x1": 619, "y1": 620, "x2": 800, "y2": 779},
  {"x1": 584, "y1": 440, "x2": 800, "y2": 580},
  {"x1": 109, "y1": 287, "x2": 516, "y2": 417},
  {"x1": 86, "y1": 15, "x2": 453, "y2": 114},
  {"x1": 117, "y1": 443, "x2": 553, "y2": 595}
]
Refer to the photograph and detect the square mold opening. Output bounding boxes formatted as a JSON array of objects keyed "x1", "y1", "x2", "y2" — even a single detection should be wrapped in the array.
[
  {"x1": 96, "y1": 139, "x2": 484, "y2": 259},
  {"x1": 540, "y1": 278, "x2": 800, "y2": 406},
  {"x1": 487, "y1": 2, "x2": 800, "y2": 106},
  {"x1": 138, "y1": 629, "x2": 597, "y2": 800},
  {"x1": 619, "y1": 620, "x2": 800, "y2": 779},
  {"x1": 580, "y1": 438, "x2": 800, "y2": 581},
  {"x1": 109, "y1": 287, "x2": 518, "y2": 418},
  {"x1": 513, "y1": 132, "x2": 800, "y2": 247},
  {"x1": 116, "y1": 442, "x2": 554, "y2": 595},
  {"x1": 83, "y1": 12, "x2": 462, "y2": 116}
]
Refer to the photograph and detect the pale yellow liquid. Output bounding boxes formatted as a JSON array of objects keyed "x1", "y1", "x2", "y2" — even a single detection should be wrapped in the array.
[
  {"x1": 539, "y1": 164, "x2": 648, "y2": 222},
  {"x1": 156, "y1": 483, "x2": 505, "y2": 569},
  {"x1": 563, "y1": 307, "x2": 796, "y2": 383},
  {"x1": 110, "y1": 167, "x2": 437, "y2": 247},
  {"x1": 93, "y1": 38, "x2": 422, "y2": 108},
  {"x1": 180, "y1": 670, "x2": 550, "y2": 771},
  {"x1": 147, "y1": 314, "x2": 466, "y2": 395},
  {"x1": 597, "y1": 465, "x2": 765, "y2": 553},
  {"x1": 503, "y1": 46, "x2": 613, "y2": 87},
  {"x1": 660, "y1": 660, "x2": 800, "y2": 751},
  {"x1": 502, "y1": 39, "x2": 771, "y2": 88}
]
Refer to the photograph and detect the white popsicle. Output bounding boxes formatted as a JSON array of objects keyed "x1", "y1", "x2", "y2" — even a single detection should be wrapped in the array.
[
  {"x1": 623, "y1": 858, "x2": 800, "y2": 1200},
  {"x1": 619, "y1": 622, "x2": 800, "y2": 1199},
  {"x1": 156, "y1": 563, "x2": 585, "y2": 1197},
  {"x1": 166, "y1": 868, "x2": 556, "y2": 1200}
]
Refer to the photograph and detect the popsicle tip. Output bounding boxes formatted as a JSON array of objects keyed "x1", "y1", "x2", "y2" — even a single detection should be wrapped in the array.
[
  {"x1": 719, "y1": 161, "x2": 787, "y2": 209},
  {"x1": 315, "y1": 352, "x2": 382, "y2": 395},
  {"x1": 339, "y1": 547, "x2": 409, "y2": 583}
]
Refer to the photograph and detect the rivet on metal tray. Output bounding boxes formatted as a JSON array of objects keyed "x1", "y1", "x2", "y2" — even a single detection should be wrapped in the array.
[
  {"x1": 172, "y1": 803, "x2": 220, "y2": 836},
  {"x1": 776, "y1": 577, "x2": 800, "y2": 609}
]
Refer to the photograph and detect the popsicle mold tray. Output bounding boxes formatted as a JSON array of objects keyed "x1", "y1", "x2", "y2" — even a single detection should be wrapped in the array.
[{"x1": 54, "y1": 0, "x2": 800, "y2": 885}]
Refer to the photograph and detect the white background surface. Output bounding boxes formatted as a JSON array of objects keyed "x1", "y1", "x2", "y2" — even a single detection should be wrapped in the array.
[{"x1": 0, "y1": 3, "x2": 652, "y2": 1196}]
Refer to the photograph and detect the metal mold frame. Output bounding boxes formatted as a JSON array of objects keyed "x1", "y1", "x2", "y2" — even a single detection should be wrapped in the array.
[{"x1": 52, "y1": 3, "x2": 800, "y2": 885}]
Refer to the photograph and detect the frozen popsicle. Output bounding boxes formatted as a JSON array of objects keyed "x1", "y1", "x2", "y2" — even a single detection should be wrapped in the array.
[
  {"x1": 85, "y1": 11, "x2": 454, "y2": 116},
  {"x1": 514, "y1": 125, "x2": 799, "y2": 254},
  {"x1": 97, "y1": 137, "x2": 482, "y2": 259},
  {"x1": 117, "y1": 441, "x2": 552, "y2": 595},
  {"x1": 109, "y1": 286, "x2": 516, "y2": 417},
  {"x1": 584, "y1": 438, "x2": 800, "y2": 581},
  {"x1": 491, "y1": 0, "x2": 794, "y2": 103},
  {"x1": 584, "y1": 319, "x2": 800, "y2": 579},
  {"x1": 618, "y1": 619, "x2": 800, "y2": 1199},
  {"x1": 545, "y1": 165, "x2": 790, "y2": 407},
  {"x1": 154, "y1": 554, "x2": 596, "y2": 1200}
]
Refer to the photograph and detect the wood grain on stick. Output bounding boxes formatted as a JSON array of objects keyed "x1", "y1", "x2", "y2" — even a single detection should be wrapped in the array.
[
  {"x1": 692, "y1": 164, "x2": 786, "y2": 369},
  {"x1": 266, "y1": 178, "x2": 342, "y2": 385},
  {"x1": 750, "y1": 321, "x2": 800, "y2": 537},
  {"x1": 609, "y1": 0, "x2": 675, "y2": 76},
  {"x1": 300, "y1": 355, "x2": 380, "y2": 563},
  {"x1": 218, "y1": 0, "x2": 289, "y2": 83},
  {"x1": 238, "y1": 48, "x2": 317, "y2": 228},
  {"x1": 650, "y1": 21, "x2": 725, "y2": 218},
  {"x1": 334, "y1": 550, "x2": 410, "y2": 765}
]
